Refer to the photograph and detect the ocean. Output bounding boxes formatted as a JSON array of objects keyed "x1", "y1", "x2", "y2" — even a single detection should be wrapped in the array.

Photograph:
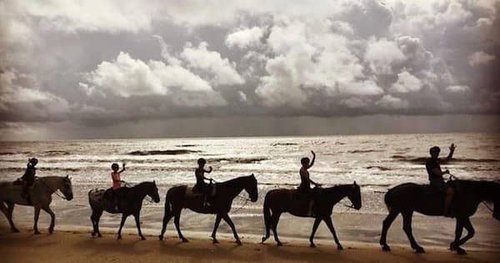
[{"x1": 1, "y1": 133, "x2": 499, "y2": 250}]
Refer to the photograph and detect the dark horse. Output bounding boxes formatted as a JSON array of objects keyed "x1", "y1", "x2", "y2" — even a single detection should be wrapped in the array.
[
  {"x1": 380, "y1": 180, "x2": 500, "y2": 254},
  {"x1": 88, "y1": 181, "x2": 160, "y2": 240},
  {"x1": 159, "y1": 174, "x2": 258, "y2": 245},
  {"x1": 261, "y1": 182, "x2": 362, "y2": 248}
]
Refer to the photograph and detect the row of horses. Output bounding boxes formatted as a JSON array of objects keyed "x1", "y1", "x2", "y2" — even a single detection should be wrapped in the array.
[{"x1": 1, "y1": 175, "x2": 499, "y2": 255}]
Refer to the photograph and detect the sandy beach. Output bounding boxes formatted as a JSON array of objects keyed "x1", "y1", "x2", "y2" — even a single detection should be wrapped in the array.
[{"x1": 1, "y1": 229, "x2": 499, "y2": 263}]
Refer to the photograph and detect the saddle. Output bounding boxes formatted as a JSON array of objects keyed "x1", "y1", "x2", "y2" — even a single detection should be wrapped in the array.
[
  {"x1": 189, "y1": 183, "x2": 216, "y2": 198},
  {"x1": 102, "y1": 187, "x2": 129, "y2": 212}
]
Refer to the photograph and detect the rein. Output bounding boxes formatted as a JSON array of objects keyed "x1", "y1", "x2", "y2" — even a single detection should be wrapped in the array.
[
  {"x1": 448, "y1": 173, "x2": 495, "y2": 213},
  {"x1": 122, "y1": 181, "x2": 157, "y2": 204},
  {"x1": 210, "y1": 178, "x2": 252, "y2": 213},
  {"x1": 38, "y1": 178, "x2": 69, "y2": 200}
]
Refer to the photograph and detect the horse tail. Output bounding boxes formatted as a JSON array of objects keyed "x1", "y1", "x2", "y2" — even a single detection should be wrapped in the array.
[
  {"x1": 263, "y1": 191, "x2": 272, "y2": 234},
  {"x1": 384, "y1": 189, "x2": 393, "y2": 212},
  {"x1": 164, "y1": 191, "x2": 172, "y2": 216}
]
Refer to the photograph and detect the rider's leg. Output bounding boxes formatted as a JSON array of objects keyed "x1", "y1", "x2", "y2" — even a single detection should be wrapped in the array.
[{"x1": 444, "y1": 187, "x2": 454, "y2": 217}]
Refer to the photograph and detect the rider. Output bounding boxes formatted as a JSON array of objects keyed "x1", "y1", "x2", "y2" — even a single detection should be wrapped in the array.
[
  {"x1": 193, "y1": 158, "x2": 213, "y2": 207},
  {"x1": 426, "y1": 143, "x2": 456, "y2": 217},
  {"x1": 21, "y1": 158, "x2": 38, "y2": 201},
  {"x1": 110, "y1": 163, "x2": 126, "y2": 210},
  {"x1": 298, "y1": 151, "x2": 321, "y2": 215}
]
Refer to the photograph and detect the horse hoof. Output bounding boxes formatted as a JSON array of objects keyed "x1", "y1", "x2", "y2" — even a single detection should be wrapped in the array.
[
  {"x1": 12, "y1": 228, "x2": 20, "y2": 233},
  {"x1": 457, "y1": 248, "x2": 467, "y2": 255},
  {"x1": 181, "y1": 238, "x2": 189, "y2": 243},
  {"x1": 337, "y1": 245, "x2": 344, "y2": 250},
  {"x1": 49, "y1": 229, "x2": 54, "y2": 234},
  {"x1": 450, "y1": 243, "x2": 457, "y2": 251},
  {"x1": 235, "y1": 240, "x2": 242, "y2": 246},
  {"x1": 310, "y1": 243, "x2": 316, "y2": 248},
  {"x1": 117, "y1": 236, "x2": 122, "y2": 240},
  {"x1": 34, "y1": 231, "x2": 41, "y2": 235},
  {"x1": 261, "y1": 237, "x2": 268, "y2": 243},
  {"x1": 141, "y1": 236, "x2": 146, "y2": 240},
  {"x1": 159, "y1": 235, "x2": 164, "y2": 241},
  {"x1": 382, "y1": 245, "x2": 391, "y2": 252},
  {"x1": 97, "y1": 233, "x2": 102, "y2": 238},
  {"x1": 415, "y1": 247, "x2": 425, "y2": 254},
  {"x1": 212, "y1": 239, "x2": 219, "y2": 244},
  {"x1": 277, "y1": 242, "x2": 283, "y2": 247}
]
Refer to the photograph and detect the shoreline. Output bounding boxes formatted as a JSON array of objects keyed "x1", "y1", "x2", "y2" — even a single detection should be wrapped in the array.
[{"x1": 1, "y1": 229, "x2": 499, "y2": 263}]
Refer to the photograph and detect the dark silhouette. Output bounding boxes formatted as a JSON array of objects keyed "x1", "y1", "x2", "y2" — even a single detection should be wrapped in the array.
[
  {"x1": 261, "y1": 182, "x2": 362, "y2": 248},
  {"x1": 193, "y1": 158, "x2": 214, "y2": 207},
  {"x1": 20, "y1": 158, "x2": 38, "y2": 203},
  {"x1": 0, "y1": 176, "x2": 73, "y2": 234},
  {"x1": 426, "y1": 144, "x2": 456, "y2": 216},
  {"x1": 298, "y1": 151, "x2": 321, "y2": 215},
  {"x1": 88, "y1": 181, "x2": 160, "y2": 240},
  {"x1": 104, "y1": 162, "x2": 127, "y2": 211},
  {"x1": 159, "y1": 174, "x2": 258, "y2": 245},
  {"x1": 380, "y1": 180, "x2": 500, "y2": 255}
]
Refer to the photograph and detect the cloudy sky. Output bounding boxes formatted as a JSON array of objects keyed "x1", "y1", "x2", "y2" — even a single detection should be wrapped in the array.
[{"x1": 1, "y1": 0, "x2": 499, "y2": 140}]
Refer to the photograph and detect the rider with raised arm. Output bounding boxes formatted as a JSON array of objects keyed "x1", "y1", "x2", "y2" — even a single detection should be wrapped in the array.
[
  {"x1": 194, "y1": 158, "x2": 213, "y2": 207},
  {"x1": 299, "y1": 151, "x2": 320, "y2": 193},
  {"x1": 21, "y1": 158, "x2": 38, "y2": 201},
  {"x1": 110, "y1": 162, "x2": 126, "y2": 210},
  {"x1": 426, "y1": 143, "x2": 456, "y2": 217}
]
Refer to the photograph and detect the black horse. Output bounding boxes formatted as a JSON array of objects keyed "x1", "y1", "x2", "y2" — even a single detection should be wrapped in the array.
[
  {"x1": 380, "y1": 180, "x2": 500, "y2": 254},
  {"x1": 88, "y1": 181, "x2": 160, "y2": 240},
  {"x1": 159, "y1": 174, "x2": 258, "y2": 245},
  {"x1": 261, "y1": 182, "x2": 362, "y2": 248}
]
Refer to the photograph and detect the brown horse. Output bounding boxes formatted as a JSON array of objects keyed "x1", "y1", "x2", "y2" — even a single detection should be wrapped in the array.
[
  {"x1": 159, "y1": 174, "x2": 258, "y2": 245},
  {"x1": 261, "y1": 182, "x2": 362, "y2": 248},
  {"x1": 380, "y1": 180, "x2": 500, "y2": 255},
  {"x1": 0, "y1": 176, "x2": 74, "y2": 234}
]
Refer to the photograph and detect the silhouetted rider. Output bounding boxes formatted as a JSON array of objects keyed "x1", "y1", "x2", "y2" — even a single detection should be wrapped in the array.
[
  {"x1": 426, "y1": 143, "x2": 456, "y2": 217},
  {"x1": 194, "y1": 158, "x2": 213, "y2": 207},
  {"x1": 21, "y1": 158, "x2": 38, "y2": 200}
]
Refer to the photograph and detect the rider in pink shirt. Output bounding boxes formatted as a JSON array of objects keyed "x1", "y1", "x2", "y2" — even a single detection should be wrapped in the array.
[{"x1": 110, "y1": 163, "x2": 126, "y2": 209}]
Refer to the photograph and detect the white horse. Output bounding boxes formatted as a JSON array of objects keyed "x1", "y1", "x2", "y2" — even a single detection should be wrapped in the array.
[{"x1": 0, "y1": 176, "x2": 73, "y2": 234}]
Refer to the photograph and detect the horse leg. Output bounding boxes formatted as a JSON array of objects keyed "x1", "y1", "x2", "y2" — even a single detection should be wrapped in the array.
[
  {"x1": 159, "y1": 205, "x2": 173, "y2": 241},
  {"x1": 324, "y1": 216, "x2": 343, "y2": 250},
  {"x1": 222, "y1": 213, "x2": 241, "y2": 245},
  {"x1": 33, "y1": 206, "x2": 41, "y2": 235},
  {"x1": 2, "y1": 201, "x2": 19, "y2": 232},
  {"x1": 174, "y1": 210, "x2": 188, "y2": 242},
  {"x1": 211, "y1": 214, "x2": 222, "y2": 244},
  {"x1": 401, "y1": 211, "x2": 424, "y2": 253},
  {"x1": 380, "y1": 210, "x2": 399, "y2": 251},
  {"x1": 450, "y1": 218, "x2": 464, "y2": 252},
  {"x1": 133, "y1": 212, "x2": 145, "y2": 240},
  {"x1": 270, "y1": 212, "x2": 282, "y2": 246},
  {"x1": 309, "y1": 218, "x2": 321, "y2": 248},
  {"x1": 92, "y1": 209, "x2": 103, "y2": 237},
  {"x1": 41, "y1": 205, "x2": 55, "y2": 234},
  {"x1": 455, "y1": 217, "x2": 474, "y2": 255},
  {"x1": 117, "y1": 214, "x2": 128, "y2": 240}
]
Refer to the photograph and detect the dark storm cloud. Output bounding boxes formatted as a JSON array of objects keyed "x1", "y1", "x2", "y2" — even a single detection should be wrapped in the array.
[{"x1": 1, "y1": 0, "x2": 499, "y2": 139}]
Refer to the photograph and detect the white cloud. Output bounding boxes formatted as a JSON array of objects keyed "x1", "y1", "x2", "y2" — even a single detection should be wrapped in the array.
[
  {"x1": 376, "y1": 94, "x2": 409, "y2": 110},
  {"x1": 226, "y1": 27, "x2": 264, "y2": 49},
  {"x1": 446, "y1": 85, "x2": 470, "y2": 93},
  {"x1": 365, "y1": 38, "x2": 406, "y2": 75},
  {"x1": 181, "y1": 42, "x2": 245, "y2": 86},
  {"x1": 83, "y1": 52, "x2": 226, "y2": 106},
  {"x1": 390, "y1": 71, "x2": 423, "y2": 93},
  {"x1": 468, "y1": 51, "x2": 495, "y2": 66}
]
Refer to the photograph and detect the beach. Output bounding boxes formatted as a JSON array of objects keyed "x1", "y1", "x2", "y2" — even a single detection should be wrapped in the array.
[{"x1": 1, "y1": 229, "x2": 499, "y2": 263}]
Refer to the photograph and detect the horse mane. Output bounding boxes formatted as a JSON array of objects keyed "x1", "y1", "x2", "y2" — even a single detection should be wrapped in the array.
[
  {"x1": 217, "y1": 174, "x2": 254, "y2": 185},
  {"x1": 453, "y1": 179, "x2": 500, "y2": 200}
]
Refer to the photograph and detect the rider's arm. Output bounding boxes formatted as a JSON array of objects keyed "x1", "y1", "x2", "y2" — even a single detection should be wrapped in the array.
[
  {"x1": 204, "y1": 166, "x2": 213, "y2": 174},
  {"x1": 118, "y1": 163, "x2": 126, "y2": 174},
  {"x1": 444, "y1": 143, "x2": 455, "y2": 162},
  {"x1": 308, "y1": 151, "x2": 316, "y2": 168},
  {"x1": 431, "y1": 167, "x2": 448, "y2": 177}
]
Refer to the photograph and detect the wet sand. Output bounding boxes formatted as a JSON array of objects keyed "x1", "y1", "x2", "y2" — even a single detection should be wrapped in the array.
[{"x1": 1, "y1": 229, "x2": 499, "y2": 263}]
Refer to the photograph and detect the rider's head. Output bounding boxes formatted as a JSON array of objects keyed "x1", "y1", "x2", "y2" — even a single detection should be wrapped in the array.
[
  {"x1": 429, "y1": 146, "x2": 440, "y2": 159},
  {"x1": 301, "y1": 157, "x2": 310, "y2": 167},
  {"x1": 111, "y1": 163, "x2": 119, "y2": 172},
  {"x1": 29, "y1": 158, "x2": 38, "y2": 167},
  {"x1": 197, "y1": 158, "x2": 206, "y2": 167}
]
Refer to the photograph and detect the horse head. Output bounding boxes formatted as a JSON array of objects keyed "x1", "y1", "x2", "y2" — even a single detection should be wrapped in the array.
[
  {"x1": 347, "y1": 181, "x2": 362, "y2": 210},
  {"x1": 147, "y1": 181, "x2": 161, "y2": 203},
  {"x1": 244, "y1": 174, "x2": 258, "y2": 202},
  {"x1": 60, "y1": 175, "x2": 74, "y2": 201}
]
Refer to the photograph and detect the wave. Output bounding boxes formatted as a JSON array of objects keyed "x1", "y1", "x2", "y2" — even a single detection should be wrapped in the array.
[
  {"x1": 348, "y1": 149, "x2": 384, "y2": 154},
  {"x1": 0, "y1": 151, "x2": 31, "y2": 155},
  {"x1": 271, "y1": 142, "x2": 297, "y2": 146},
  {"x1": 366, "y1": 166, "x2": 392, "y2": 171},
  {"x1": 175, "y1": 144, "x2": 197, "y2": 148},
  {"x1": 392, "y1": 155, "x2": 500, "y2": 164},
  {"x1": 128, "y1": 150, "x2": 200, "y2": 156},
  {"x1": 210, "y1": 157, "x2": 267, "y2": 164}
]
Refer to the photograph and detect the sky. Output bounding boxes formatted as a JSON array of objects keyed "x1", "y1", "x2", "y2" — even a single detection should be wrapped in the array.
[{"x1": 0, "y1": 0, "x2": 499, "y2": 140}]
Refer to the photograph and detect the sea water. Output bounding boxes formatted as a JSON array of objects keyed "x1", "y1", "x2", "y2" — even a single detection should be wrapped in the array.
[{"x1": 1, "y1": 133, "x2": 499, "y2": 249}]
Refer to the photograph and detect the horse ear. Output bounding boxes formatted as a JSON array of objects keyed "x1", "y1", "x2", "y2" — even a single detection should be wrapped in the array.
[
  {"x1": 353, "y1": 181, "x2": 357, "y2": 186},
  {"x1": 153, "y1": 180, "x2": 156, "y2": 184}
]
